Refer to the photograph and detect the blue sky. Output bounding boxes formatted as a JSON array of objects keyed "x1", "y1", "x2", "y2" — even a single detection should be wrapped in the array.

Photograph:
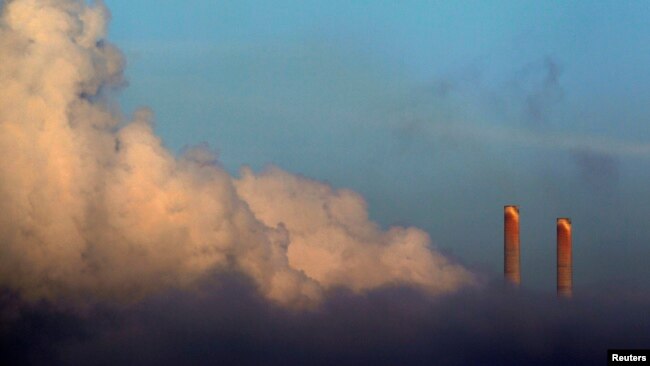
[{"x1": 106, "y1": 0, "x2": 650, "y2": 292}]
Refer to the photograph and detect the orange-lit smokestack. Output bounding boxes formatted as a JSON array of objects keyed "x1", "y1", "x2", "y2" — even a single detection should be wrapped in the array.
[
  {"x1": 557, "y1": 218, "x2": 572, "y2": 298},
  {"x1": 504, "y1": 205, "x2": 521, "y2": 286}
]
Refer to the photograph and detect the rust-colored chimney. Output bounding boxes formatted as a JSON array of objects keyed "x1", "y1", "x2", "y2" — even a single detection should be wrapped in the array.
[
  {"x1": 557, "y1": 218, "x2": 572, "y2": 298},
  {"x1": 504, "y1": 205, "x2": 521, "y2": 286}
]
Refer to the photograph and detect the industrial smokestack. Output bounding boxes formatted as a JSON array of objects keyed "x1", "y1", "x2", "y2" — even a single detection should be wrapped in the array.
[
  {"x1": 557, "y1": 218, "x2": 572, "y2": 298},
  {"x1": 504, "y1": 205, "x2": 521, "y2": 286}
]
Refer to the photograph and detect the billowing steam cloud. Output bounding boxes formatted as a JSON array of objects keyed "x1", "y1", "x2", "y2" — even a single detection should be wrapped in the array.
[{"x1": 0, "y1": 0, "x2": 472, "y2": 307}]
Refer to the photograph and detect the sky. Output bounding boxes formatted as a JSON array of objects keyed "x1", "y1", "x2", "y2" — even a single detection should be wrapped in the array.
[
  {"x1": 107, "y1": 0, "x2": 650, "y2": 291},
  {"x1": 1, "y1": 1, "x2": 650, "y2": 365}
]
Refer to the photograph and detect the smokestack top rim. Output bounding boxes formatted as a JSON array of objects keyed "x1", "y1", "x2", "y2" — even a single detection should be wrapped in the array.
[{"x1": 504, "y1": 205, "x2": 520, "y2": 215}]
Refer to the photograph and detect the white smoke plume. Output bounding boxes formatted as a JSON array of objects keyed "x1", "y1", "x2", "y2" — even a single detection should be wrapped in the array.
[{"x1": 0, "y1": 0, "x2": 473, "y2": 307}]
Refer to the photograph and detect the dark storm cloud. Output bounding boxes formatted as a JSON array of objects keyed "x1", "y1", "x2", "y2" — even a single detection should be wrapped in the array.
[{"x1": 2, "y1": 276, "x2": 649, "y2": 366}]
